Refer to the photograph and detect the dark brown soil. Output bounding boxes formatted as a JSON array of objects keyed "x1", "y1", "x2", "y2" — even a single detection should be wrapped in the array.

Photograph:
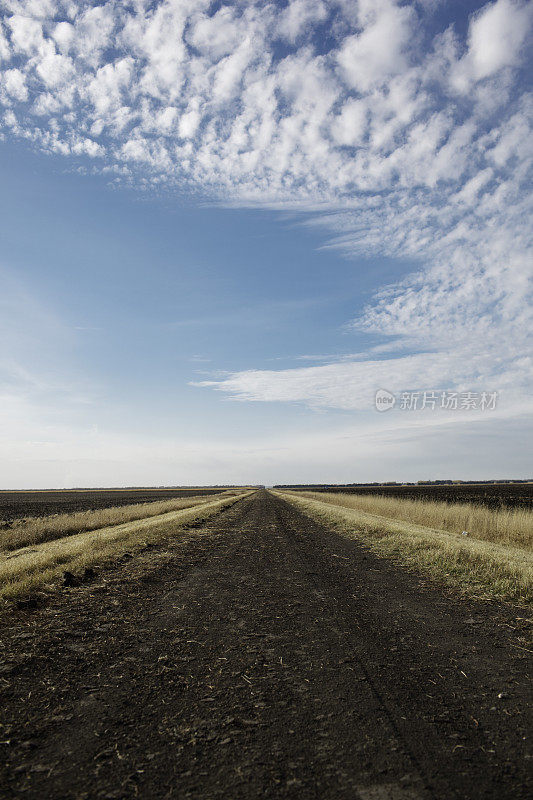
[
  {"x1": 277, "y1": 484, "x2": 533, "y2": 509},
  {"x1": 0, "y1": 489, "x2": 228, "y2": 523},
  {"x1": 0, "y1": 490, "x2": 531, "y2": 799}
]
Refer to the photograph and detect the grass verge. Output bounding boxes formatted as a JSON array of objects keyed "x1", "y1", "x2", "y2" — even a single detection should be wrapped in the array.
[
  {"x1": 1, "y1": 492, "x2": 251, "y2": 602},
  {"x1": 284, "y1": 491, "x2": 532, "y2": 548},
  {"x1": 0, "y1": 491, "x2": 241, "y2": 551},
  {"x1": 274, "y1": 491, "x2": 533, "y2": 604}
]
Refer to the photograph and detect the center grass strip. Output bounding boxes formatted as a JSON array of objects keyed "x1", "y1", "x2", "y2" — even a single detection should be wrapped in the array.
[
  {"x1": 0, "y1": 493, "x2": 251, "y2": 602},
  {"x1": 274, "y1": 491, "x2": 533, "y2": 605}
]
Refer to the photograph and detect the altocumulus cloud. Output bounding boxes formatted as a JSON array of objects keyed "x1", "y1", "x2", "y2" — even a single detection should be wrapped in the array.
[{"x1": 0, "y1": 0, "x2": 532, "y2": 412}]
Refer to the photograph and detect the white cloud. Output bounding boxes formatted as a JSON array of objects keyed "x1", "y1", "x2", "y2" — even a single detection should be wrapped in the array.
[
  {"x1": 86, "y1": 57, "x2": 134, "y2": 116},
  {"x1": 337, "y1": 0, "x2": 417, "y2": 91},
  {"x1": 451, "y1": 0, "x2": 533, "y2": 91},
  {"x1": 2, "y1": 67, "x2": 27, "y2": 100},
  {"x1": 488, "y1": 102, "x2": 533, "y2": 167},
  {"x1": 277, "y1": 0, "x2": 328, "y2": 42},
  {"x1": 196, "y1": 347, "x2": 532, "y2": 411},
  {"x1": 36, "y1": 48, "x2": 73, "y2": 87},
  {"x1": 51, "y1": 20, "x2": 75, "y2": 53},
  {"x1": 0, "y1": 21, "x2": 11, "y2": 61},
  {"x1": 453, "y1": 167, "x2": 493, "y2": 205},
  {"x1": 211, "y1": 39, "x2": 255, "y2": 103},
  {"x1": 188, "y1": 5, "x2": 244, "y2": 59},
  {"x1": 331, "y1": 98, "x2": 368, "y2": 146},
  {"x1": 468, "y1": 0, "x2": 532, "y2": 80},
  {"x1": 69, "y1": 3, "x2": 116, "y2": 67},
  {"x1": 1, "y1": 1, "x2": 529, "y2": 201},
  {"x1": 179, "y1": 103, "x2": 200, "y2": 138},
  {"x1": 0, "y1": 0, "x2": 531, "y2": 462},
  {"x1": 6, "y1": 14, "x2": 45, "y2": 56}
]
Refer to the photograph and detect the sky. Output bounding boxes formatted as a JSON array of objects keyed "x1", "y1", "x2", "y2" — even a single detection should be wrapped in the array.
[{"x1": 0, "y1": 0, "x2": 531, "y2": 488}]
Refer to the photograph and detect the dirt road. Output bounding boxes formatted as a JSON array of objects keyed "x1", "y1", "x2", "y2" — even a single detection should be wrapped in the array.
[{"x1": 1, "y1": 490, "x2": 531, "y2": 799}]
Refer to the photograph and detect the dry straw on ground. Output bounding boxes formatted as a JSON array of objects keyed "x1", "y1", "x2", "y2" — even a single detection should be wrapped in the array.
[
  {"x1": 289, "y1": 491, "x2": 532, "y2": 548},
  {"x1": 0, "y1": 492, "x2": 249, "y2": 602},
  {"x1": 0, "y1": 491, "x2": 240, "y2": 551}
]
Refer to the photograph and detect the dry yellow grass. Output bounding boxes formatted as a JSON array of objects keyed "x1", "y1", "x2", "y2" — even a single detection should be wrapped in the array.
[
  {"x1": 288, "y1": 491, "x2": 533, "y2": 548},
  {"x1": 275, "y1": 491, "x2": 533, "y2": 604},
  {"x1": 0, "y1": 491, "x2": 240, "y2": 552},
  {"x1": 0, "y1": 492, "x2": 251, "y2": 602}
]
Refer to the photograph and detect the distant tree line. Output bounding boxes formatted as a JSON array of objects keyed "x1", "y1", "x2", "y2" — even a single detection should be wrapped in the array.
[{"x1": 274, "y1": 479, "x2": 533, "y2": 488}]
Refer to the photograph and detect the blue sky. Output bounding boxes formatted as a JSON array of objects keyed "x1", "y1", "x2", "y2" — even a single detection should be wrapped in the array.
[{"x1": 0, "y1": 0, "x2": 531, "y2": 487}]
